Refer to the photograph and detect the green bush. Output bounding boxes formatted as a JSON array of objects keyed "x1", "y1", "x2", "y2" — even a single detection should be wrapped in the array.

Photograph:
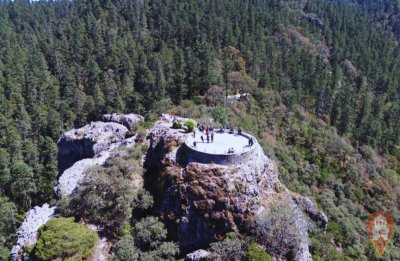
[
  {"x1": 172, "y1": 122, "x2": 182, "y2": 129},
  {"x1": 141, "y1": 143, "x2": 149, "y2": 154},
  {"x1": 136, "y1": 127, "x2": 147, "y2": 143},
  {"x1": 327, "y1": 221, "x2": 346, "y2": 244},
  {"x1": 0, "y1": 244, "x2": 9, "y2": 260},
  {"x1": 111, "y1": 235, "x2": 139, "y2": 261},
  {"x1": 112, "y1": 217, "x2": 179, "y2": 261},
  {"x1": 0, "y1": 196, "x2": 17, "y2": 249},
  {"x1": 139, "y1": 121, "x2": 155, "y2": 129},
  {"x1": 183, "y1": 120, "x2": 195, "y2": 132},
  {"x1": 133, "y1": 216, "x2": 168, "y2": 249},
  {"x1": 244, "y1": 242, "x2": 272, "y2": 261},
  {"x1": 211, "y1": 106, "x2": 228, "y2": 126},
  {"x1": 209, "y1": 237, "x2": 244, "y2": 261},
  {"x1": 33, "y1": 217, "x2": 98, "y2": 261},
  {"x1": 58, "y1": 166, "x2": 153, "y2": 235}
]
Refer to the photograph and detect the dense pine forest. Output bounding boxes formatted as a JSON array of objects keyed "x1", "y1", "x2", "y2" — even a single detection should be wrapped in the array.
[{"x1": 0, "y1": 0, "x2": 399, "y2": 260}]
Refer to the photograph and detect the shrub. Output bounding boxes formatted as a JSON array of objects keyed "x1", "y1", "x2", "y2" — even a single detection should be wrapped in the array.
[
  {"x1": 133, "y1": 216, "x2": 168, "y2": 250},
  {"x1": 211, "y1": 106, "x2": 228, "y2": 126},
  {"x1": 0, "y1": 244, "x2": 9, "y2": 260},
  {"x1": 33, "y1": 217, "x2": 98, "y2": 261},
  {"x1": 141, "y1": 143, "x2": 149, "y2": 154},
  {"x1": 0, "y1": 196, "x2": 17, "y2": 248},
  {"x1": 327, "y1": 221, "x2": 346, "y2": 244},
  {"x1": 111, "y1": 235, "x2": 139, "y2": 261},
  {"x1": 255, "y1": 201, "x2": 304, "y2": 259},
  {"x1": 140, "y1": 242, "x2": 179, "y2": 261},
  {"x1": 244, "y1": 242, "x2": 272, "y2": 261},
  {"x1": 136, "y1": 127, "x2": 147, "y2": 143},
  {"x1": 57, "y1": 165, "x2": 153, "y2": 236},
  {"x1": 112, "y1": 217, "x2": 179, "y2": 261},
  {"x1": 172, "y1": 122, "x2": 182, "y2": 129},
  {"x1": 184, "y1": 119, "x2": 195, "y2": 132},
  {"x1": 209, "y1": 236, "x2": 244, "y2": 261},
  {"x1": 139, "y1": 121, "x2": 155, "y2": 129}
]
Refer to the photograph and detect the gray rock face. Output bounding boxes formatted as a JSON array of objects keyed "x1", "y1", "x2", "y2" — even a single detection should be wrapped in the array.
[
  {"x1": 10, "y1": 204, "x2": 56, "y2": 261},
  {"x1": 292, "y1": 193, "x2": 329, "y2": 229},
  {"x1": 185, "y1": 249, "x2": 211, "y2": 261},
  {"x1": 57, "y1": 121, "x2": 128, "y2": 173},
  {"x1": 55, "y1": 121, "x2": 128, "y2": 197},
  {"x1": 55, "y1": 141, "x2": 123, "y2": 198},
  {"x1": 102, "y1": 113, "x2": 144, "y2": 130}
]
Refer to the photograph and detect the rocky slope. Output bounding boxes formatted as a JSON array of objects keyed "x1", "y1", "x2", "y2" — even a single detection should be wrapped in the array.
[
  {"x1": 10, "y1": 204, "x2": 56, "y2": 260},
  {"x1": 11, "y1": 114, "x2": 142, "y2": 261}
]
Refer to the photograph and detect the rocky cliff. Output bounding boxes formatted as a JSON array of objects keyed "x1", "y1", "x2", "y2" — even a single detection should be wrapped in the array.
[{"x1": 146, "y1": 117, "x2": 328, "y2": 260}]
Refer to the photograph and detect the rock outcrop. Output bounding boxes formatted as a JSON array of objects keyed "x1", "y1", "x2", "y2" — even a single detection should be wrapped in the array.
[
  {"x1": 102, "y1": 113, "x2": 144, "y2": 130},
  {"x1": 10, "y1": 204, "x2": 56, "y2": 261},
  {"x1": 185, "y1": 249, "x2": 211, "y2": 261},
  {"x1": 292, "y1": 193, "x2": 329, "y2": 229},
  {"x1": 145, "y1": 117, "x2": 327, "y2": 260},
  {"x1": 57, "y1": 121, "x2": 128, "y2": 173},
  {"x1": 12, "y1": 115, "x2": 140, "y2": 261},
  {"x1": 55, "y1": 121, "x2": 128, "y2": 197}
]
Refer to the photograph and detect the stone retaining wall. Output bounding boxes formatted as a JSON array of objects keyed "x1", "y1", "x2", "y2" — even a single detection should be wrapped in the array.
[{"x1": 181, "y1": 133, "x2": 259, "y2": 165}]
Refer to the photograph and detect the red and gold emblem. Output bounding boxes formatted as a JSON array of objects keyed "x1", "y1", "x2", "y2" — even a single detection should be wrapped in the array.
[{"x1": 366, "y1": 211, "x2": 394, "y2": 256}]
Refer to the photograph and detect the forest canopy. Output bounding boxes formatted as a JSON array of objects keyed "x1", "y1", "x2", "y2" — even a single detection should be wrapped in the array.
[{"x1": 0, "y1": 0, "x2": 399, "y2": 259}]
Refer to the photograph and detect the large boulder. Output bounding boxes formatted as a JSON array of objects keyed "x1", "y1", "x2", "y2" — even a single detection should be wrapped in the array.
[
  {"x1": 185, "y1": 249, "x2": 211, "y2": 261},
  {"x1": 10, "y1": 204, "x2": 56, "y2": 261},
  {"x1": 55, "y1": 121, "x2": 129, "y2": 198},
  {"x1": 55, "y1": 142, "x2": 122, "y2": 198},
  {"x1": 57, "y1": 121, "x2": 128, "y2": 173},
  {"x1": 102, "y1": 113, "x2": 144, "y2": 130}
]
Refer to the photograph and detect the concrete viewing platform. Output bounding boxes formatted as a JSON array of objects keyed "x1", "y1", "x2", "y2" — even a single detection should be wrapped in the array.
[{"x1": 185, "y1": 130, "x2": 255, "y2": 155}]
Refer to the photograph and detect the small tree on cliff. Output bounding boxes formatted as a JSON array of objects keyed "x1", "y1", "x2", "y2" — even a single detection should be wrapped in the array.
[
  {"x1": 255, "y1": 200, "x2": 304, "y2": 259},
  {"x1": 33, "y1": 217, "x2": 98, "y2": 260},
  {"x1": 209, "y1": 233, "x2": 245, "y2": 261},
  {"x1": 244, "y1": 242, "x2": 272, "y2": 261},
  {"x1": 111, "y1": 217, "x2": 179, "y2": 260},
  {"x1": 211, "y1": 107, "x2": 228, "y2": 126},
  {"x1": 184, "y1": 119, "x2": 195, "y2": 132}
]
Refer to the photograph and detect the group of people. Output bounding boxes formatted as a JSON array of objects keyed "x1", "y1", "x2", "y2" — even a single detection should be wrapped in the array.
[
  {"x1": 218, "y1": 126, "x2": 242, "y2": 135},
  {"x1": 197, "y1": 123, "x2": 213, "y2": 133},
  {"x1": 191, "y1": 122, "x2": 255, "y2": 151},
  {"x1": 193, "y1": 124, "x2": 215, "y2": 148}
]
